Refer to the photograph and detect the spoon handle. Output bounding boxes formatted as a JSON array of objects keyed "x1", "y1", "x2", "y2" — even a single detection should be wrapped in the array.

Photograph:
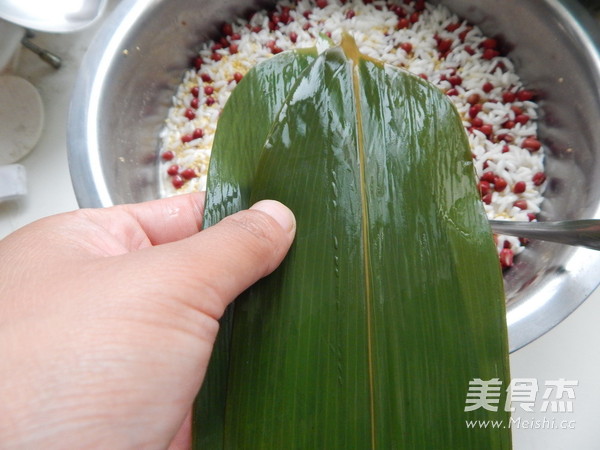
[
  {"x1": 21, "y1": 33, "x2": 62, "y2": 69},
  {"x1": 489, "y1": 219, "x2": 600, "y2": 251}
]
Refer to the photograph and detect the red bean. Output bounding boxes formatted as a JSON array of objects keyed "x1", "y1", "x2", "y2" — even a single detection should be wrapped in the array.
[
  {"x1": 515, "y1": 114, "x2": 530, "y2": 125},
  {"x1": 181, "y1": 134, "x2": 193, "y2": 143},
  {"x1": 469, "y1": 104, "x2": 482, "y2": 118},
  {"x1": 478, "y1": 180, "x2": 491, "y2": 196},
  {"x1": 181, "y1": 168, "x2": 197, "y2": 179},
  {"x1": 172, "y1": 175, "x2": 185, "y2": 189},
  {"x1": 481, "y1": 171, "x2": 496, "y2": 183},
  {"x1": 481, "y1": 38, "x2": 498, "y2": 49},
  {"x1": 517, "y1": 89, "x2": 535, "y2": 101},
  {"x1": 482, "y1": 192, "x2": 493, "y2": 205},
  {"x1": 191, "y1": 86, "x2": 199, "y2": 97},
  {"x1": 200, "y1": 73, "x2": 212, "y2": 83},
  {"x1": 502, "y1": 120, "x2": 515, "y2": 129},
  {"x1": 397, "y1": 18, "x2": 410, "y2": 29},
  {"x1": 280, "y1": 8, "x2": 291, "y2": 24},
  {"x1": 316, "y1": 0, "x2": 328, "y2": 8},
  {"x1": 161, "y1": 150, "x2": 174, "y2": 161},
  {"x1": 482, "y1": 82, "x2": 494, "y2": 93},
  {"x1": 532, "y1": 172, "x2": 546, "y2": 186},
  {"x1": 289, "y1": 31, "x2": 298, "y2": 43},
  {"x1": 400, "y1": 42, "x2": 412, "y2": 53},
  {"x1": 391, "y1": 5, "x2": 406, "y2": 17},
  {"x1": 467, "y1": 93, "x2": 480, "y2": 105},
  {"x1": 346, "y1": 9, "x2": 356, "y2": 19},
  {"x1": 229, "y1": 44, "x2": 239, "y2": 54},
  {"x1": 494, "y1": 176, "x2": 507, "y2": 191},
  {"x1": 522, "y1": 137, "x2": 541, "y2": 151},
  {"x1": 448, "y1": 75, "x2": 462, "y2": 86},
  {"x1": 445, "y1": 23, "x2": 460, "y2": 32},
  {"x1": 527, "y1": 213, "x2": 537, "y2": 222},
  {"x1": 184, "y1": 109, "x2": 196, "y2": 120},
  {"x1": 480, "y1": 124, "x2": 493, "y2": 136},
  {"x1": 502, "y1": 91, "x2": 516, "y2": 103},
  {"x1": 222, "y1": 23, "x2": 233, "y2": 36},
  {"x1": 167, "y1": 164, "x2": 179, "y2": 176},
  {"x1": 514, "y1": 199, "x2": 528, "y2": 210},
  {"x1": 511, "y1": 105, "x2": 523, "y2": 115},
  {"x1": 437, "y1": 38, "x2": 453, "y2": 53},
  {"x1": 471, "y1": 117, "x2": 484, "y2": 127},
  {"x1": 499, "y1": 248, "x2": 514, "y2": 269},
  {"x1": 458, "y1": 29, "x2": 470, "y2": 42},
  {"x1": 482, "y1": 48, "x2": 499, "y2": 60},
  {"x1": 193, "y1": 128, "x2": 204, "y2": 139},
  {"x1": 205, "y1": 97, "x2": 216, "y2": 106},
  {"x1": 204, "y1": 86, "x2": 214, "y2": 95},
  {"x1": 513, "y1": 181, "x2": 526, "y2": 194},
  {"x1": 233, "y1": 72, "x2": 243, "y2": 83}
]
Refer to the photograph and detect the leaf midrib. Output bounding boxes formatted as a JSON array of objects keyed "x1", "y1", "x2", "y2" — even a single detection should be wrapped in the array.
[{"x1": 345, "y1": 37, "x2": 376, "y2": 450}]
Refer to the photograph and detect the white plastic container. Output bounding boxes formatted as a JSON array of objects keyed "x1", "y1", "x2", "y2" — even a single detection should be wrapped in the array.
[
  {"x1": 0, "y1": 164, "x2": 27, "y2": 201},
  {"x1": 0, "y1": 75, "x2": 44, "y2": 164},
  {"x1": 0, "y1": 18, "x2": 24, "y2": 74}
]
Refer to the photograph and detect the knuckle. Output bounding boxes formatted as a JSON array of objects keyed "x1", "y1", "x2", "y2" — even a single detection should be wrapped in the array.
[{"x1": 225, "y1": 210, "x2": 281, "y2": 250}]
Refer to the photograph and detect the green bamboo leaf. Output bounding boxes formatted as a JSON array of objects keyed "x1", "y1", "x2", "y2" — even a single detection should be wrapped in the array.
[
  {"x1": 193, "y1": 48, "x2": 317, "y2": 449},
  {"x1": 202, "y1": 47, "x2": 318, "y2": 226},
  {"x1": 196, "y1": 35, "x2": 511, "y2": 449}
]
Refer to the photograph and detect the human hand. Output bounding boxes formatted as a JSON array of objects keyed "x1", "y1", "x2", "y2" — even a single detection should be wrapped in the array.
[{"x1": 0, "y1": 193, "x2": 295, "y2": 449}]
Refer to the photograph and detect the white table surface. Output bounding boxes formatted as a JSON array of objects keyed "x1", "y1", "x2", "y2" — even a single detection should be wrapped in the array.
[{"x1": 1, "y1": 1, "x2": 599, "y2": 448}]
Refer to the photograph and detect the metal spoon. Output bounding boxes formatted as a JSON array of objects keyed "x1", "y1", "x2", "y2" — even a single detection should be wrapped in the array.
[
  {"x1": 489, "y1": 219, "x2": 600, "y2": 251},
  {"x1": 0, "y1": 0, "x2": 107, "y2": 33}
]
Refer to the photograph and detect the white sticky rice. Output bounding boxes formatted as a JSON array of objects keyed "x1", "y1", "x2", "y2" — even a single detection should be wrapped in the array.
[{"x1": 158, "y1": 0, "x2": 546, "y2": 266}]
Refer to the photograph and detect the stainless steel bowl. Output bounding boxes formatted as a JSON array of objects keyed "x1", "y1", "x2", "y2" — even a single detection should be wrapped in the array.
[{"x1": 68, "y1": 0, "x2": 600, "y2": 351}]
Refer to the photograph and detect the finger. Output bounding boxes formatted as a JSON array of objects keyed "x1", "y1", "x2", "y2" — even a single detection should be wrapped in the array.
[
  {"x1": 124, "y1": 199, "x2": 296, "y2": 321},
  {"x1": 168, "y1": 410, "x2": 191, "y2": 450},
  {"x1": 116, "y1": 192, "x2": 205, "y2": 245}
]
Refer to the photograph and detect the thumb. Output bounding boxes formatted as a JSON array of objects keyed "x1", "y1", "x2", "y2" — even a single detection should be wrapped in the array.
[{"x1": 123, "y1": 199, "x2": 296, "y2": 321}]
